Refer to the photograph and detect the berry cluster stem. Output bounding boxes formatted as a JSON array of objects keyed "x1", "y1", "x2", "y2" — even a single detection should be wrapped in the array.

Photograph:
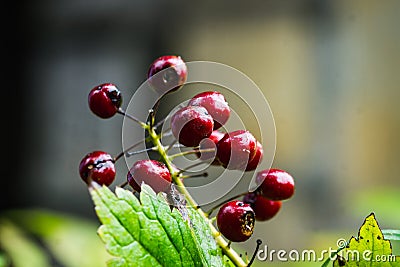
[{"x1": 146, "y1": 125, "x2": 247, "y2": 267}]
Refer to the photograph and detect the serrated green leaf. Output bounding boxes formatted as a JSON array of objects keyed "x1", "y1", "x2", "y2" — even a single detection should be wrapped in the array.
[
  {"x1": 187, "y1": 207, "x2": 225, "y2": 267},
  {"x1": 90, "y1": 182, "x2": 225, "y2": 267},
  {"x1": 332, "y1": 213, "x2": 400, "y2": 267}
]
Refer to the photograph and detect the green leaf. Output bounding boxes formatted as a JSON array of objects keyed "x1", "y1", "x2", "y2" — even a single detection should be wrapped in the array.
[
  {"x1": 332, "y1": 213, "x2": 400, "y2": 266},
  {"x1": 90, "y1": 182, "x2": 225, "y2": 267},
  {"x1": 0, "y1": 219, "x2": 51, "y2": 267},
  {"x1": 1, "y1": 209, "x2": 111, "y2": 267},
  {"x1": 0, "y1": 252, "x2": 10, "y2": 267},
  {"x1": 186, "y1": 207, "x2": 224, "y2": 267}
]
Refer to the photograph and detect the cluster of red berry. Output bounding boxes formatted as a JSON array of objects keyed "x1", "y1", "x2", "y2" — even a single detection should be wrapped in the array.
[
  {"x1": 217, "y1": 169, "x2": 294, "y2": 242},
  {"x1": 78, "y1": 55, "x2": 295, "y2": 245}
]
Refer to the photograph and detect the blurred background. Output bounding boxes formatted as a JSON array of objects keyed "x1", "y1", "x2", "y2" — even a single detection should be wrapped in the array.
[{"x1": 2, "y1": 0, "x2": 400, "y2": 266}]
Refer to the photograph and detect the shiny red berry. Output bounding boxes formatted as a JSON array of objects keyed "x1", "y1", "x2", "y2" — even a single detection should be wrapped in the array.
[
  {"x1": 88, "y1": 83, "x2": 122, "y2": 118},
  {"x1": 245, "y1": 141, "x2": 264, "y2": 171},
  {"x1": 217, "y1": 200, "x2": 255, "y2": 242},
  {"x1": 256, "y1": 169, "x2": 295, "y2": 200},
  {"x1": 127, "y1": 160, "x2": 172, "y2": 193},
  {"x1": 216, "y1": 130, "x2": 257, "y2": 170},
  {"x1": 197, "y1": 130, "x2": 225, "y2": 164},
  {"x1": 79, "y1": 151, "x2": 116, "y2": 186},
  {"x1": 171, "y1": 105, "x2": 214, "y2": 147},
  {"x1": 188, "y1": 91, "x2": 230, "y2": 130},
  {"x1": 243, "y1": 192, "x2": 281, "y2": 221},
  {"x1": 147, "y1": 55, "x2": 187, "y2": 94}
]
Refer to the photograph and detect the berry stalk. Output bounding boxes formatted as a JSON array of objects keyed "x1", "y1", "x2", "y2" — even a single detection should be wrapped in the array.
[
  {"x1": 145, "y1": 124, "x2": 248, "y2": 267},
  {"x1": 81, "y1": 57, "x2": 293, "y2": 266},
  {"x1": 168, "y1": 147, "x2": 215, "y2": 160}
]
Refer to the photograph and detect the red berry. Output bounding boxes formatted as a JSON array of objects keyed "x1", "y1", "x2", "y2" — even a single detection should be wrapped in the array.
[
  {"x1": 79, "y1": 151, "x2": 116, "y2": 186},
  {"x1": 243, "y1": 192, "x2": 281, "y2": 221},
  {"x1": 147, "y1": 55, "x2": 187, "y2": 94},
  {"x1": 216, "y1": 130, "x2": 257, "y2": 170},
  {"x1": 217, "y1": 200, "x2": 255, "y2": 242},
  {"x1": 196, "y1": 130, "x2": 225, "y2": 164},
  {"x1": 88, "y1": 83, "x2": 122, "y2": 118},
  {"x1": 188, "y1": 91, "x2": 230, "y2": 130},
  {"x1": 171, "y1": 105, "x2": 214, "y2": 147},
  {"x1": 256, "y1": 169, "x2": 295, "y2": 200},
  {"x1": 245, "y1": 141, "x2": 264, "y2": 171},
  {"x1": 127, "y1": 160, "x2": 172, "y2": 193}
]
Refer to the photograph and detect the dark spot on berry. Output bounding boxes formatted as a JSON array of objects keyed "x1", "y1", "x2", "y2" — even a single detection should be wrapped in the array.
[
  {"x1": 147, "y1": 55, "x2": 187, "y2": 94},
  {"x1": 217, "y1": 200, "x2": 255, "y2": 242},
  {"x1": 88, "y1": 83, "x2": 122, "y2": 118},
  {"x1": 107, "y1": 88, "x2": 122, "y2": 106},
  {"x1": 79, "y1": 151, "x2": 116, "y2": 186},
  {"x1": 240, "y1": 211, "x2": 255, "y2": 237},
  {"x1": 377, "y1": 235, "x2": 381, "y2": 240},
  {"x1": 360, "y1": 236, "x2": 363, "y2": 239}
]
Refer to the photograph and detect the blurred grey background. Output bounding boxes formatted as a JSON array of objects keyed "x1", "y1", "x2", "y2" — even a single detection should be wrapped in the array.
[{"x1": 4, "y1": 1, "x2": 400, "y2": 266}]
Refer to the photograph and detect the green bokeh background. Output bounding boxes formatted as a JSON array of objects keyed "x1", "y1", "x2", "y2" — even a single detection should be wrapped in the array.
[{"x1": 2, "y1": 1, "x2": 399, "y2": 266}]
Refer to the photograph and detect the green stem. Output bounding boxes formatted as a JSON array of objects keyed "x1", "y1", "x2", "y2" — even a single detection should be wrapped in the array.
[
  {"x1": 146, "y1": 125, "x2": 247, "y2": 267},
  {"x1": 180, "y1": 172, "x2": 208, "y2": 179},
  {"x1": 117, "y1": 108, "x2": 147, "y2": 128},
  {"x1": 168, "y1": 148, "x2": 215, "y2": 160}
]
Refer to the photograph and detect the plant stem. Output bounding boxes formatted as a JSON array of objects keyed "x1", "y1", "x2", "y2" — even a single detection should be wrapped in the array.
[
  {"x1": 180, "y1": 172, "x2": 208, "y2": 179},
  {"x1": 169, "y1": 148, "x2": 215, "y2": 160},
  {"x1": 177, "y1": 161, "x2": 208, "y2": 174},
  {"x1": 126, "y1": 147, "x2": 157, "y2": 157},
  {"x1": 146, "y1": 125, "x2": 247, "y2": 267},
  {"x1": 114, "y1": 136, "x2": 151, "y2": 161},
  {"x1": 117, "y1": 108, "x2": 147, "y2": 128}
]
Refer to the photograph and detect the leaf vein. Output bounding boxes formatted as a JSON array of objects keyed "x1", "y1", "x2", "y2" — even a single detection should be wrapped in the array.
[{"x1": 94, "y1": 186, "x2": 163, "y2": 266}]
